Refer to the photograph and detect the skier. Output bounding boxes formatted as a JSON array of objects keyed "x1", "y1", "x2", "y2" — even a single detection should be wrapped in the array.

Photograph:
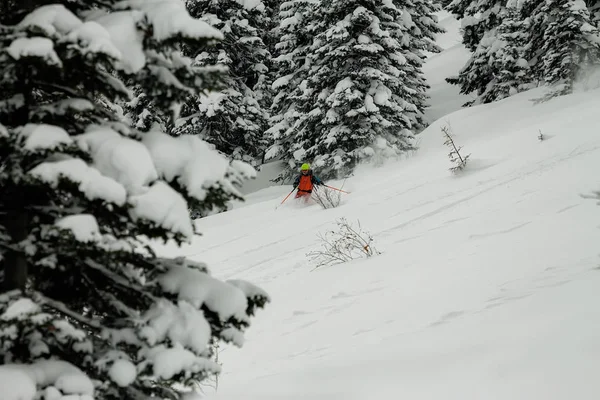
[{"x1": 293, "y1": 163, "x2": 324, "y2": 199}]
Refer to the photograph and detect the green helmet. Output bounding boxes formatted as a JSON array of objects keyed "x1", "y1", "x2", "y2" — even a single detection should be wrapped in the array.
[{"x1": 300, "y1": 163, "x2": 310, "y2": 171}]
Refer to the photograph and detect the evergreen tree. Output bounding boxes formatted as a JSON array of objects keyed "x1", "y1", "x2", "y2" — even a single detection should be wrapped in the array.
[
  {"x1": 535, "y1": 0, "x2": 600, "y2": 99},
  {"x1": 289, "y1": 0, "x2": 418, "y2": 179},
  {"x1": 394, "y1": 0, "x2": 445, "y2": 128},
  {"x1": 519, "y1": 0, "x2": 546, "y2": 81},
  {"x1": 265, "y1": 0, "x2": 319, "y2": 181},
  {"x1": 404, "y1": 0, "x2": 445, "y2": 54},
  {"x1": 0, "y1": 2, "x2": 268, "y2": 398},
  {"x1": 176, "y1": 0, "x2": 271, "y2": 167},
  {"x1": 447, "y1": 0, "x2": 504, "y2": 52},
  {"x1": 446, "y1": 0, "x2": 507, "y2": 104},
  {"x1": 479, "y1": 6, "x2": 533, "y2": 102},
  {"x1": 262, "y1": 0, "x2": 283, "y2": 53},
  {"x1": 258, "y1": 0, "x2": 282, "y2": 110}
]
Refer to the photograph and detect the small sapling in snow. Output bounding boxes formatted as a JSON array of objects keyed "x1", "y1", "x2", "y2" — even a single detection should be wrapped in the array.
[
  {"x1": 538, "y1": 129, "x2": 545, "y2": 141},
  {"x1": 442, "y1": 124, "x2": 470, "y2": 173}
]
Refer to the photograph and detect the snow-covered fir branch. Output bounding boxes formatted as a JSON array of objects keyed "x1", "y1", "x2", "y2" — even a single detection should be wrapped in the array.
[{"x1": 0, "y1": 1, "x2": 269, "y2": 399}]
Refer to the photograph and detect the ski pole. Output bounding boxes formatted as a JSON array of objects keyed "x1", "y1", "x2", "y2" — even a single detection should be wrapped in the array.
[
  {"x1": 324, "y1": 185, "x2": 350, "y2": 194},
  {"x1": 276, "y1": 188, "x2": 295, "y2": 210}
]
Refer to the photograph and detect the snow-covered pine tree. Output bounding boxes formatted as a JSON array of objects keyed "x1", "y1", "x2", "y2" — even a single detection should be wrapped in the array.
[
  {"x1": 517, "y1": 0, "x2": 546, "y2": 79},
  {"x1": 176, "y1": 0, "x2": 271, "y2": 167},
  {"x1": 291, "y1": 0, "x2": 418, "y2": 179},
  {"x1": 261, "y1": 0, "x2": 283, "y2": 54},
  {"x1": 403, "y1": 0, "x2": 445, "y2": 54},
  {"x1": 446, "y1": 0, "x2": 507, "y2": 105},
  {"x1": 0, "y1": 2, "x2": 268, "y2": 398},
  {"x1": 392, "y1": 0, "x2": 445, "y2": 129},
  {"x1": 447, "y1": 0, "x2": 491, "y2": 52},
  {"x1": 256, "y1": 0, "x2": 281, "y2": 111},
  {"x1": 534, "y1": 0, "x2": 600, "y2": 99},
  {"x1": 479, "y1": 5, "x2": 533, "y2": 102},
  {"x1": 265, "y1": 0, "x2": 319, "y2": 182}
]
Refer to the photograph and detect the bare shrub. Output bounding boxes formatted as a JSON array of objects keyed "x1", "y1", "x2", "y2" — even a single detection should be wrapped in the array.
[
  {"x1": 312, "y1": 185, "x2": 342, "y2": 209},
  {"x1": 307, "y1": 218, "x2": 380, "y2": 269}
]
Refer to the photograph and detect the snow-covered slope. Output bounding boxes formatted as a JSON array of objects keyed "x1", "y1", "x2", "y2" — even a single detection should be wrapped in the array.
[
  {"x1": 156, "y1": 84, "x2": 600, "y2": 399},
  {"x1": 422, "y1": 11, "x2": 474, "y2": 122},
  {"x1": 152, "y1": 11, "x2": 600, "y2": 400}
]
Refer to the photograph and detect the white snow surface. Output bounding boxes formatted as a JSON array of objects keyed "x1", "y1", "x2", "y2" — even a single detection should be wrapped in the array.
[
  {"x1": 422, "y1": 11, "x2": 475, "y2": 122},
  {"x1": 108, "y1": 359, "x2": 137, "y2": 387},
  {"x1": 92, "y1": 11, "x2": 145, "y2": 73},
  {"x1": 55, "y1": 214, "x2": 101, "y2": 242},
  {"x1": 76, "y1": 126, "x2": 158, "y2": 193},
  {"x1": 139, "y1": 299, "x2": 211, "y2": 355},
  {"x1": 153, "y1": 49, "x2": 600, "y2": 400},
  {"x1": 18, "y1": 5, "x2": 81, "y2": 35},
  {"x1": 115, "y1": 0, "x2": 223, "y2": 41},
  {"x1": 0, "y1": 360, "x2": 94, "y2": 400},
  {"x1": 29, "y1": 158, "x2": 128, "y2": 206},
  {"x1": 1, "y1": 298, "x2": 40, "y2": 321},
  {"x1": 142, "y1": 129, "x2": 230, "y2": 201},
  {"x1": 142, "y1": 343, "x2": 220, "y2": 380},
  {"x1": 66, "y1": 20, "x2": 122, "y2": 60},
  {"x1": 236, "y1": 0, "x2": 265, "y2": 11},
  {"x1": 0, "y1": 366, "x2": 37, "y2": 400},
  {"x1": 158, "y1": 264, "x2": 249, "y2": 322},
  {"x1": 128, "y1": 181, "x2": 193, "y2": 239},
  {"x1": 7, "y1": 37, "x2": 61, "y2": 65}
]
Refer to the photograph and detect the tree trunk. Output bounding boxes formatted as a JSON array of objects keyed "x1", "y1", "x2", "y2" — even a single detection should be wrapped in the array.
[{"x1": 3, "y1": 212, "x2": 29, "y2": 292}]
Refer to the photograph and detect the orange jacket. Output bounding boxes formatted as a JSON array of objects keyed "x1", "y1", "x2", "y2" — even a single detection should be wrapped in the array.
[{"x1": 293, "y1": 170, "x2": 323, "y2": 192}]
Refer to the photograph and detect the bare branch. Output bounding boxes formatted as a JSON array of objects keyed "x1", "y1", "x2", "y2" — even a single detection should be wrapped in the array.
[
  {"x1": 307, "y1": 218, "x2": 380, "y2": 269},
  {"x1": 36, "y1": 293, "x2": 102, "y2": 330}
]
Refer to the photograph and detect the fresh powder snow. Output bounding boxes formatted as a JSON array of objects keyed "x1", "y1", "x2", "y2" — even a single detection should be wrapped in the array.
[
  {"x1": 55, "y1": 214, "x2": 102, "y2": 243},
  {"x1": 151, "y1": 10, "x2": 600, "y2": 400},
  {"x1": 108, "y1": 359, "x2": 137, "y2": 387},
  {"x1": 0, "y1": 360, "x2": 95, "y2": 400},
  {"x1": 29, "y1": 158, "x2": 128, "y2": 206}
]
